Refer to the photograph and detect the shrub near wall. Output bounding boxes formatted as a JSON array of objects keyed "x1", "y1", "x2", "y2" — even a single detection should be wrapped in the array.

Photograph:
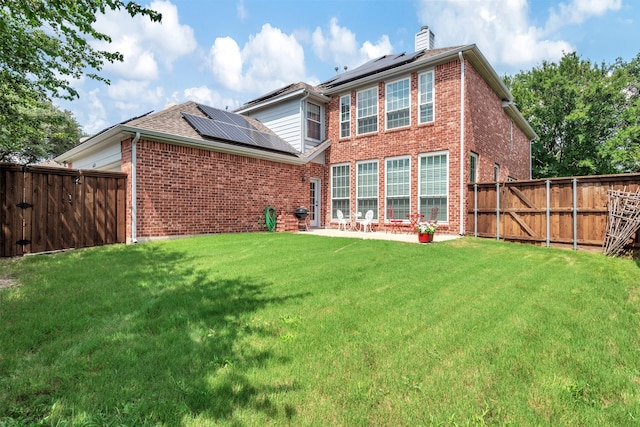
[{"x1": 122, "y1": 139, "x2": 309, "y2": 240}]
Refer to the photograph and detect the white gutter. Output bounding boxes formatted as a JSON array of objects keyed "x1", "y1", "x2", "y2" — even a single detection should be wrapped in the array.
[
  {"x1": 56, "y1": 125, "x2": 308, "y2": 166},
  {"x1": 458, "y1": 51, "x2": 466, "y2": 236},
  {"x1": 131, "y1": 131, "x2": 140, "y2": 243}
]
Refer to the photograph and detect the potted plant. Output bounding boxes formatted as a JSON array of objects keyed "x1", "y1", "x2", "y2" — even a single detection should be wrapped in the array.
[{"x1": 416, "y1": 221, "x2": 438, "y2": 243}]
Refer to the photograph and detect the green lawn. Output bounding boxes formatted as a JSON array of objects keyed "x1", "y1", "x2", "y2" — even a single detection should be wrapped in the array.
[{"x1": 0, "y1": 234, "x2": 639, "y2": 426}]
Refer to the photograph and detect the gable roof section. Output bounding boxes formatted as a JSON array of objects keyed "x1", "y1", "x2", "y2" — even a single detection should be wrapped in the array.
[
  {"x1": 236, "y1": 82, "x2": 330, "y2": 114},
  {"x1": 56, "y1": 101, "x2": 306, "y2": 166}
]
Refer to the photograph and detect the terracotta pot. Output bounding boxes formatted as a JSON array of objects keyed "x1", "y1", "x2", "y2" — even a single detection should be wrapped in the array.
[{"x1": 418, "y1": 233, "x2": 434, "y2": 243}]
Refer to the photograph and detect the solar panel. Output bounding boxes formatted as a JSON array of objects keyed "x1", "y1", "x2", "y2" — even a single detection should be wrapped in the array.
[
  {"x1": 181, "y1": 112, "x2": 298, "y2": 155},
  {"x1": 324, "y1": 51, "x2": 424, "y2": 88},
  {"x1": 197, "y1": 104, "x2": 251, "y2": 128}
]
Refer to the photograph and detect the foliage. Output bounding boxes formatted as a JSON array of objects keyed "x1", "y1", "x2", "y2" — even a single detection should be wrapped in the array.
[
  {"x1": 505, "y1": 52, "x2": 640, "y2": 178},
  {"x1": 0, "y1": 89, "x2": 82, "y2": 163},
  {"x1": 0, "y1": 0, "x2": 161, "y2": 163},
  {"x1": 0, "y1": 0, "x2": 161, "y2": 101},
  {"x1": 416, "y1": 220, "x2": 438, "y2": 234},
  {"x1": 1, "y1": 234, "x2": 639, "y2": 425}
]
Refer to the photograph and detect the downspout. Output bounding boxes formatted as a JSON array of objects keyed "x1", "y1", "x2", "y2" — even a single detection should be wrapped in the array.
[
  {"x1": 131, "y1": 131, "x2": 140, "y2": 243},
  {"x1": 458, "y1": 51, "x2": 465, "y2": 236}
]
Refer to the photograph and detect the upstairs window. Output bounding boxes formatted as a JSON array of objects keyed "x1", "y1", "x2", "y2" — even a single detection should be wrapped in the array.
[
  {"x1": 340, "y1": 95, "x2": 351, "y2": 138},
  {"x1": 307, "y1": 102, "x2": 321, "y2": 140},
  {"x1": 386, "y1": 78, "x2": 410, "y2": 129},
  {"x1": 419, "y1": 70, "x2": 434, "y2": 124},
  {"x1": 356, "y1": 87, "x2": 378, "y2": 135}
]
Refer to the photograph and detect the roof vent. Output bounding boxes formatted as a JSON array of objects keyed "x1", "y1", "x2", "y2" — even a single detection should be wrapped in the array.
[{"x1": 415, "y1": 25, "x2": 435, "y2": 51}]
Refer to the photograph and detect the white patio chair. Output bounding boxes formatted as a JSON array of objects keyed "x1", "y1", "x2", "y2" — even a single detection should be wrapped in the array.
[
  {"x1": 336, "y1": 209, "x2": 348, "y2": 231},
  {"x1": 359, "y1": 210, "x2": 374, "y2": 232}
]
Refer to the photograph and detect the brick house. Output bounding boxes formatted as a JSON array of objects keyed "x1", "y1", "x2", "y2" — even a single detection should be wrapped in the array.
[{"x1": 56, "y1": 27, "x2": 536, "y2": 242}]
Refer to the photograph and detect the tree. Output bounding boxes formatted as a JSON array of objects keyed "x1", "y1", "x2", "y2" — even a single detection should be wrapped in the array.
[
  {"x1": 601, "y1": 54, "x2": 640, "y2": 173},
  {"x1": 0, "y1": 1, "x2": 161, "y2": 163},
  {"x1": 505, "y1": 52, "x2": 638, "y2": 178},
  {"x1": 0, "y1": 84, "x2": 83, "y2": 163}
]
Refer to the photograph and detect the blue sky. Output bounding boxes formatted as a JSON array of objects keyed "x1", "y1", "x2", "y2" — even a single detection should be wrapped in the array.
[{"x1": 57, "y1": 0, "x2": 638, "y2": 135}]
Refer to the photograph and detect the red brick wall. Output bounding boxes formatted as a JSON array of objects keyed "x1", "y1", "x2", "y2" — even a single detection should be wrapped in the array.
[
  {"x1": 324, "y1": 58, "x2": 531, "y2": 234},
  {"x1": 465, "y1": 65, "x2": 531, "y2": 182},
  {"x1": 325, "y1": 61, "x2": 463, "y2": 233},
  {"x1": 121, "y1": 138, "x2": 311, "y2": 240}
]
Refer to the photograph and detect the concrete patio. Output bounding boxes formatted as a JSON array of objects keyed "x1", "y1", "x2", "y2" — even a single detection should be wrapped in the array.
[{"x1": 299, "y1": 228, "x2": 461, "y2": 244}]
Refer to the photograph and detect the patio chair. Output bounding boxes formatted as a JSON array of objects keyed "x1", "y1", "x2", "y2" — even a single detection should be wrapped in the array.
[
  {"x1": 429, "y1": 207, "x2": 439, "y2": 222},
  {"x1": 359, "y1": 210, "x2": 374, "y2": 233},
  {"x1": 336, "y1": 209, "x2": 348, "y2": 231}
]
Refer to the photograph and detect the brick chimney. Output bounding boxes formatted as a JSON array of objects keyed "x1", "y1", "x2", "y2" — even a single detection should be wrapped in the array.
[{"x1": 415, "y1": 25, "x2": 435, "y2": 51}]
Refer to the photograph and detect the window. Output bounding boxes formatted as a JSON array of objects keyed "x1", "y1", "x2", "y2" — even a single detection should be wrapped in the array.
[
  {"x1": 419, "y1": 152, "x2": 448, "y2": 222},
  {"x1": 418, "y1": 70, "x2": 434, "y2": 124},
  {"x1": 386, "y1": 157, "x2": 410, "y2": 220},
  {"x1": 307, "y1": 102, "x2": 321, "y2": 140},
  {"x1": 331, "y1": 164, "x2": 350, "y2": 219},
  {"x1": 340, "y1": 95, "x2": 350, "y2": 138},
  {"x1": 357, "y1": 161, "x2": 378, "y2": 219},
  {"x1": 357, "y1": 87, "x2": 378, "y2": 134},
  {"x1": 494, "y1": 164, "x2": 500, "y2": 181},
  {"x1": 386, "y1": 78, "x2": 410, "y2": 129},
  {"x1": 470, "y1": 152, "x2": 478, "y2": 183}
]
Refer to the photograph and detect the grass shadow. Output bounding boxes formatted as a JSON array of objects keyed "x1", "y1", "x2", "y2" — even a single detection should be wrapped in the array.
[{"x1": 0, "y1": 243, "x2": 308, "y2": 425}]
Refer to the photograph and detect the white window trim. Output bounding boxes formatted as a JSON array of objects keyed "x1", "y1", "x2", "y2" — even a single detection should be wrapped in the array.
[
  {"x1": 418, "y1": 69, "x2": 435, "y2": 124},
  {"x1": 356, "y1": 86, "x2": 378, "y2": 135},
  {"x1": 340, "y1": 94, "x2": 351, "y2": 139},
  {"x1": 384, "y1": 155, "x2": 412, "y2": 221},
  {"x1": 418, "y1": 150, "x2": 449, "y2": 224},
  {"x1": 331, "y1": 162, "x2": 351, "y2": 220},
  {"x1": 385, "y1": 77, "x2": 411, "y2": 131},
  {"x1": 356, "y1": 159, "x2": 379, "y2": 221}
]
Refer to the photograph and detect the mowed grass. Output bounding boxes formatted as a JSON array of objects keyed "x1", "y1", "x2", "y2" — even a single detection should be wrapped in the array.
[{"x1": 0, "y1": 234, "x2": 639, "y2": 426}]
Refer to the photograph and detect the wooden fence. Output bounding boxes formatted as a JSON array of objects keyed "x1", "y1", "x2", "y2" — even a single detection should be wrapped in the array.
[
  {"x1": 467, "y1": 173, "x2": 640, "y2": 252},
  {"x1": 1, "y1": 163, "x2": 127, "y2": 257}
]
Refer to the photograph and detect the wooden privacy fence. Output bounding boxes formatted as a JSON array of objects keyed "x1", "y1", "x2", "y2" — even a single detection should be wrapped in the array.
[
  {"x1": 467, "y1": 173, "x2": 640, "y2": 252},
  {"x1": 1, "y1": 163, "x2": 127, "y2": 257}
]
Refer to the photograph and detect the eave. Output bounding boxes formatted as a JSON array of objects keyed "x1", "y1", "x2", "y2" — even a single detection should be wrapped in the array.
[
  {"x1": 55, "y1": 124, "x2": 308, "y2": 166},
  {"x1": 236, "y1": 88, "x2": 331, "y2": 114}
]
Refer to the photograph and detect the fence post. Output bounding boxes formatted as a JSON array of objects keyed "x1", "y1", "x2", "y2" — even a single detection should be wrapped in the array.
[
  {"x1": 496, "y1": 182, "x2": 500, "y2": 241},
  {"x1": 473, "y1": 183, "x2": 478, "y2": 237},
  {"x1": 546, "y1": 180, "x2": 551, "y2": 248},
  {"x1": 573, "y1": 178, "x2": 578, "y2": 251}
]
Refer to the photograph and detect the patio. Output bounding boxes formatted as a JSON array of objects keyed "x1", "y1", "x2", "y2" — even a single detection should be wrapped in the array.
[{"x1": 300, "y1": 228, "x2": 461, "y2": 244}]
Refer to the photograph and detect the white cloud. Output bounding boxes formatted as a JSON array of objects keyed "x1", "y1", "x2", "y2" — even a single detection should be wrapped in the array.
[
  {"x1": 546, "y1": 0, "x2": 622, "y2": 31},
  {"x1": 417, "y1": 0, "x2": 572, "y2": 70},
  {"x1": 237, "y1": 0, "x2": 248, "y2": 21},
  {"x1": 170, "y1": 86, "x2": 241, "y2": 110},
  {"x1": 208, "y1": 24, "x2": 308, "y2": 95},
  {"x1": 210, "y1": 36, "x2": 244, "y2": 89},
  {"x1": 93, "y1": 0, "x2": 197, "y2": 80},
  {"x1": 311, "y1": 18, "x2": 393, "y2": 69}
]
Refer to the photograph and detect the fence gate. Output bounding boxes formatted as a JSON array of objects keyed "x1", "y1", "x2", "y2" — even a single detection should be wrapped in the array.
[{"x1": 1, "y1": 163, "x2": 127, "y2": 257}]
